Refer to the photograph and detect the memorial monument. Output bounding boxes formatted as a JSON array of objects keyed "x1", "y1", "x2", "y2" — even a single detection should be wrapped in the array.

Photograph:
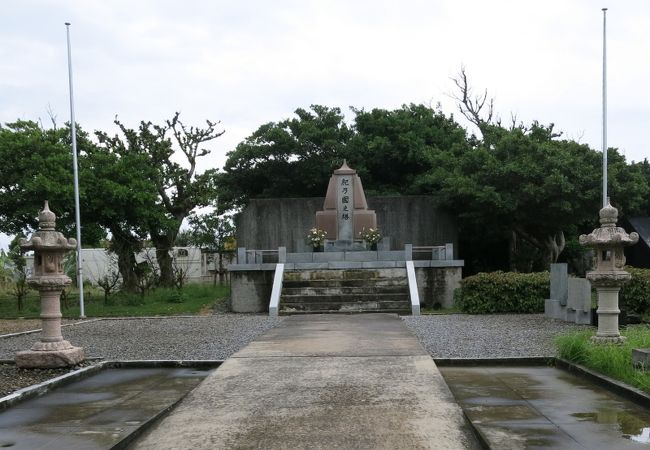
[{"x1": 315, "y1": 161, "x2": 376, "y2": 249}]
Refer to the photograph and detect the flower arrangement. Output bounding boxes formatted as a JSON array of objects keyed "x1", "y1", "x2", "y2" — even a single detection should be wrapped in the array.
[
  {"x1": 359, "y1": 227, "x2": 382, "y2": 245},
  {"x1": 307, "y1": 228, "x2": 327, "y2": 248}
]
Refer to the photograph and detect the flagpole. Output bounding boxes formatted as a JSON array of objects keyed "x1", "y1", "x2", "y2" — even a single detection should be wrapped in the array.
[
  {"x1": 65, "y1": 22, "x2": 85, "y2": 318},
  {"x1": 602, "y1": 8, "x2": 608, "y2": 207}
]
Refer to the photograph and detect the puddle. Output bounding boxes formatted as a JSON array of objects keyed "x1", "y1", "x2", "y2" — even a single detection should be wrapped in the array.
[
  {"x1": 0, "y1": 367, "x2": 215, "y2": 449},
  {"x1": 441, "y1": 366, "x2": 650, "y2": 448},
  {"x1": 572, "y1": 411, "x2": 650, "y2": 443}
]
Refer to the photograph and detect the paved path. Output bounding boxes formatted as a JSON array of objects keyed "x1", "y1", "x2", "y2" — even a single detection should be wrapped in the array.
[{"x1": 133, "y1": 314, "x2": 480, "y2": 449}]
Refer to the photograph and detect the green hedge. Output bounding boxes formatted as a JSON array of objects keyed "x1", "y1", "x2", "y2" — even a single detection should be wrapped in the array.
[
  {"x1": 621, "y1": 267, "x2": 650, "y2": 315},
  {"x1": 455, "y1": 271, "x2": 549, "y2": 314}
]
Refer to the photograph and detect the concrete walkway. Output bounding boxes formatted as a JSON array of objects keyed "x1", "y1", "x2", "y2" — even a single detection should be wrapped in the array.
[{"x1": 133, "y1": 314, "x2": 480, "y2": 449}]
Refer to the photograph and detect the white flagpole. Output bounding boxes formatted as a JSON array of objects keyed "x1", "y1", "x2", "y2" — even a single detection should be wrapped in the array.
[
  {"x1": 65, "y1": 22, "x2": 85, "y2": 318},
  {"x1": 602, "y1": 8, "x2": 608, "y2": 207}
]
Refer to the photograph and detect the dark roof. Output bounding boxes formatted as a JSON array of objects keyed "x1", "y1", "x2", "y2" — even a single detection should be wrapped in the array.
[{"x1": 628, "y1": 217, "x2": 650, "y2": 248}]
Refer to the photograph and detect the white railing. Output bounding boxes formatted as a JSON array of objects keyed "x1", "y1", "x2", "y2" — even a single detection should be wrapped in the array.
[
  {"x1": 268, "y1": 263, "x2": 285, "y2": 317},
  {"x1": 406, "y1": 261, "x2": 420, "y2": 316}
]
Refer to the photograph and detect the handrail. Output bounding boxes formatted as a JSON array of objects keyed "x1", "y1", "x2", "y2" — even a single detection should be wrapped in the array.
[
  {"x1": 406, "y1": 261, "x2": 420, "y2": 316},
  {"x1": 269, "y1": 263, "x2": 285, "y2": 317}
]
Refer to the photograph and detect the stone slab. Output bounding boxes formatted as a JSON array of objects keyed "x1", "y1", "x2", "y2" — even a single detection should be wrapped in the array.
[
  {"x1": 15, "y1": 346, "x2": 84, "y2": 368},
  {"x1": 133, "y1": 314, "x2": 479, "y2": 449},
  {"x1": 632, "y1": 348, "x2": 650, "y2": 369},
  {"x1": 550, "y1": 263, "x2": 568, "y2": 306}
]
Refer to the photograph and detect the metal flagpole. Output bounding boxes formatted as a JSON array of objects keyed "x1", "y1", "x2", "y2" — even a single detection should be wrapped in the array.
[
  {"x1": 602, "y1": 8, "x2": 608, "y2": 207},
  {"x1": 65, "y1": 22, "x2": 85, "y2": 318}
]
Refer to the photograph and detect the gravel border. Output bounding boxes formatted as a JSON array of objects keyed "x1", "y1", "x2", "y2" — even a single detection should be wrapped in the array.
[{"x1": 402, "y1": 314, "x2": 590, "y2": 358}]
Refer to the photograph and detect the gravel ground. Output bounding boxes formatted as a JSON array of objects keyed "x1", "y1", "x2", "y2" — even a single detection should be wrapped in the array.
[
  {"x1": 0, "y1": 313, "x2": 588, "y2": 397},
  {"x1": 402, "y1": 314, "x2": 589, "y2": 358}
]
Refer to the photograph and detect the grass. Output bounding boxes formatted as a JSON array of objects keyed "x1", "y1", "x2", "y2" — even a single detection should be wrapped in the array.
[
  {"x1": 556, "y1": 325, "x2": 650, "y2": 394},
  {"x1": 0, "y1": 283, "x2": 230, "y2": 318}
]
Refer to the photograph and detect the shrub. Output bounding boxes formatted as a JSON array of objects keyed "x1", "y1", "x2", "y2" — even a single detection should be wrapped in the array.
[
  {"x1": 455, "y1": 271, "x2": 549, "y2": 314},
  {"x1": 620, "y1": 267, "x2": 650, "y2": 315}
]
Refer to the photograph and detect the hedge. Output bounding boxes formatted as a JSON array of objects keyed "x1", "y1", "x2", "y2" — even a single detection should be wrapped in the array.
[
  {"x1": 454, "y1": 271, "x2": 550, "y2": 314},
  {"x1": 620, "y1": 267, "x2": 650, "y2": 315}
]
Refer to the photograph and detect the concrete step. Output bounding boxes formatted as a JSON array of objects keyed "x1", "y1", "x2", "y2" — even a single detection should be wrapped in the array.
[
  {"x1": 279, "y1": 300, "x2": 411, "y2": 313},
  {"x1": 283, "y1": 269, "x2": 404, "y2": 282},
  {"x1": 282, "y1": 278, "x2": 407, "y2": 288},
  {"x1": 281, "y1": 293, "x2": 410, "y2": 304},
  {"x1": 282, "y1": 285, "x2": 408, "y2": 296}
]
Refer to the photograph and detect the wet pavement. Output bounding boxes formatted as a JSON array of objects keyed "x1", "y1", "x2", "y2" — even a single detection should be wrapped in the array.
[
  {"x1": 131, "y1": 314, "x2": 481, "y2": 449},
  {"x1": 0, "y1": 367, "x2": 214, "y2": 449},
  {"x1": 440, "y1": 366, "x2": 650, "y2": 449}
]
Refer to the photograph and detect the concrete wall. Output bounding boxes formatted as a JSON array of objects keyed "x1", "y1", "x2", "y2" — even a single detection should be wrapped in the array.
[
  {"x1": 237, "y1": 196, "x2": 458, "y2": 254},
  {"x1": 415, "y1": 267, "x2": 462, "y2": 309},
  {"x1": 230, "y1": 271, "x2": 274, "y2": 313}
]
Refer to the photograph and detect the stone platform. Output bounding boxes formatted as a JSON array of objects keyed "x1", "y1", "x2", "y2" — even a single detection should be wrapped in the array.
[{"x1": 133, "y1": 314, "x2": 480, "y2": 449}]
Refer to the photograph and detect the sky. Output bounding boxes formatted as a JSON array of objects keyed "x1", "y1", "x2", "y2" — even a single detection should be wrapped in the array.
[{"x1": 1, "y1": 0, "x2": 649, "y2": 249}]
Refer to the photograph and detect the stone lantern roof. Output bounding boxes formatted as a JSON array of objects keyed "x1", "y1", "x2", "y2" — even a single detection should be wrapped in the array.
[
  {"x1": 20, "y1": 201, "x2": 77, "y2": 252},
  {"x1": 579, "y1": 201, "x2": 639, "y2": 249}
]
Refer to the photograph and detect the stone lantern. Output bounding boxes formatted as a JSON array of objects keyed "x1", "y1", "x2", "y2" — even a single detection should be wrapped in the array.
[
  {"x1": 579, "y1": 200, "x2": 638, "y2": 344},
  {"x1": 15, "y1": 201, "x2": 85, "y2": 368}
]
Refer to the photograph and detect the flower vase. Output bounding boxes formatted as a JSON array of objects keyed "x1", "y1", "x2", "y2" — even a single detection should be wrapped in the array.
[
  {"x1": 313, "y1": 245, "x2": 323, "y2": 253},
  {"x1": 369, "y1": 243, "x2": 377, "y2": 251}
]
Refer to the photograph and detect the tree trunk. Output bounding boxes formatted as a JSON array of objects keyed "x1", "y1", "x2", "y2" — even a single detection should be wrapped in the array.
[
  {"x1": 544, "y1": 231, "x2": 566, "y2": 267},
  {"x1": 110, "y1": 227, "x2": 140, "y2": 292},
  {"x1": 154, "y1": 241, "x2": 174, "y2": 287},
  {"x1": 508, "y1": 230, "x2": 518, "y2": 272}
]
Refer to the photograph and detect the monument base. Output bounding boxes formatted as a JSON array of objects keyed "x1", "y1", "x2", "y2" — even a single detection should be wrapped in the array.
[
  {"x1": 590, "y1": 335, "x2": 626, "y2": 345},
  {"x1": 15, "y1": 346, "x2": 85, "y2": 368}
]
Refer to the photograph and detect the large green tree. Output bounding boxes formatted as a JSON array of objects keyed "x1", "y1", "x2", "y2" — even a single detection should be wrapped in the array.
[
  {"x1": 96, "y1": 113, "x2": 223, "y2": 286},
  {"x1": 0, "y1": 120, "x2": 104, "y2": 244},
  {"x1": 219, "y1": 105, "x2": 352, "y2": 208}
]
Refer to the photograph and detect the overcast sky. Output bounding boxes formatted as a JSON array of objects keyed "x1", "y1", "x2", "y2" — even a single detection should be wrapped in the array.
[{"x1": 1, "y1": 0, "x2": 649, "y2": 249}]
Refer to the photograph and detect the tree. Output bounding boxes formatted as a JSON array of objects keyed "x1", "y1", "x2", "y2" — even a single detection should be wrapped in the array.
[
  {"x1": 0, "y1": 120, "x2": 105, "y2": 244},
  {"x1": 96, "y1": 113, "x2": 224, "y2": 287},
  {"x1": 188, "y1": 208, "x2": 235, "y2": 286},
  {"x1": 219, "y1": 105, "x2": 352, "y2": 208},
  {"x1": 8, "y1": 235, "x2": 28, "y2": 312},
  {"x1": 345, "y1": 103, "x2": 469, "y2": 195}
]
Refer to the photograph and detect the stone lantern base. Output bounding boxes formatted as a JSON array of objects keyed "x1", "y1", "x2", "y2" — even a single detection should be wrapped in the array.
[{"x1": 15, "y1": 342, "x2": 84, "y2": 369}]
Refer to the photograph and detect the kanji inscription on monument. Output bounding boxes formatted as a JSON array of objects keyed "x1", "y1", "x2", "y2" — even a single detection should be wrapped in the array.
[{"x1": 337, "y1": 175, "x2": 354, "y2": 241}]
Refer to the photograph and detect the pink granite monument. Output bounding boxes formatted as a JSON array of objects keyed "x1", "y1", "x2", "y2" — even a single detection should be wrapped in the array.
[
  {"x1": 15, "y1": 201, "x2": 85, "y2": 368},
  {"x1": 315, "y1": 161, "x2": 377, "y2": 245}
]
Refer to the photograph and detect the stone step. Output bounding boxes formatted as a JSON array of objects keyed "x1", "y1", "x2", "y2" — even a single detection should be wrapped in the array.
[
  {"x1": 279, "y1": 300, "x2": 411, "y2": 313},
  {"x1": 283, "y1": 269, "x2": 404, "y2": 282},
  {"x1": 282, "y1": 278, "x2": 407, "y2": 288},
  {"x1": 281, "y1": 293, "x2": 410, "y2": 304},
  {"x1": 282, "y1": 285, "x2": 408, "y2": 296}
]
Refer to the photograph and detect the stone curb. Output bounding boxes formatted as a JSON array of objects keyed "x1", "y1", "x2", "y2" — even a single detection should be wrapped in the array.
[{"x1": 434, "y1": 356, "x2": 555, "y2": 366}]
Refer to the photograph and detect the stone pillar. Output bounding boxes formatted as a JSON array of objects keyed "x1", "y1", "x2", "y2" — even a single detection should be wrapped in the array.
[
  {"x1": 15, "y1": 201, "x2": 85, "y2": 368},
  {"x1": 579, "y1": 200, "x2": 638, "y2": 344}
]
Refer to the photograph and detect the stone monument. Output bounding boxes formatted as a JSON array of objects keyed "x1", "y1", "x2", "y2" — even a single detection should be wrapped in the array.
[
  {"x1": 315, "y1": 161, "x2": 377, "y2": 249},
  {"x1": 15, "y1": 201, "x2": 85, "y2": 368},
  {"x1": 579, "y1": 200, "x2": 638, "y2": 344}
]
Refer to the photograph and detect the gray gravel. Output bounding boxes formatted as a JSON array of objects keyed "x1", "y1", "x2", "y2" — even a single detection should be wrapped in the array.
[
  {"x1": 401, "y1": 314, "x2": 589, "y2": 358},
  {"x1": 0, "y1": 314, "x2": 284, "y2": 361}
]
